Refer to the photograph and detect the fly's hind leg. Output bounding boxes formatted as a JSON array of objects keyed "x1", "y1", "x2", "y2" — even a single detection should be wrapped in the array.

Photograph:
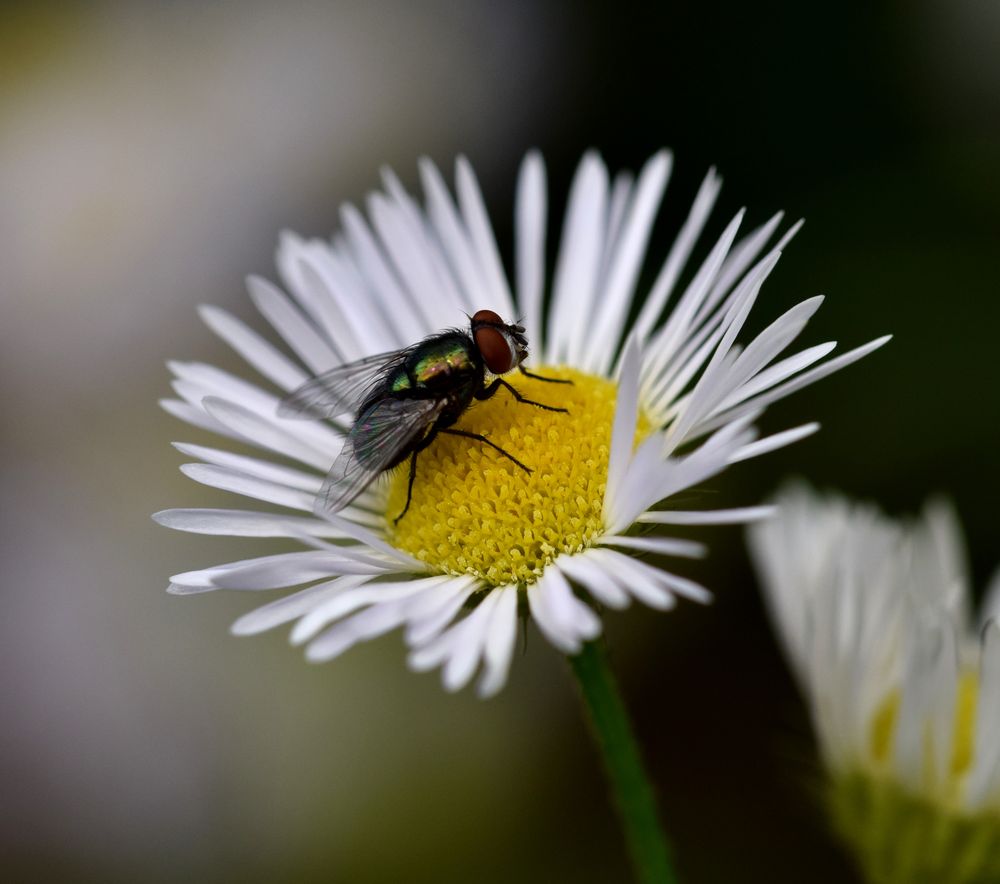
[{"x1": 440, "y1": 428, "x2": 533, "y2": 474}]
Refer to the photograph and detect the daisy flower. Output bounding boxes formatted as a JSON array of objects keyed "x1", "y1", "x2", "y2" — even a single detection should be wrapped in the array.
[
  {"x1": 749, "y1": 484, "x2": 1000, "y2": 884},
  {"x1": 155, "y1": 150, "x2": 888, "y2": 697}
]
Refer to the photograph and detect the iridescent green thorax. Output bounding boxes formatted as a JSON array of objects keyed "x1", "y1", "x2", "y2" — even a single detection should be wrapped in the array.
[{"x1": 411, "y1": 339, "x2": 476, "y2": 388}]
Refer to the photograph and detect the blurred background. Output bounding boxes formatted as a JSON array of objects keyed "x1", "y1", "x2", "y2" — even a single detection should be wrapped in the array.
[{"x1": 2, "y1": 1, "x2": 998, "y2": 881}]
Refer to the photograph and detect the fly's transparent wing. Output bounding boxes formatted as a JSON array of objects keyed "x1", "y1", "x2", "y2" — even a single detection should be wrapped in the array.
[
  {"x1": 314, "y1": 397, "x2": 446, "y2": 517},
  {"x1": 278, "y1": 349, "x2": 410, "y2": 419}
]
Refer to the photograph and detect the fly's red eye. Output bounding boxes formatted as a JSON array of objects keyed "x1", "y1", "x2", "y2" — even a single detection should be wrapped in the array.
[
  {"x1": 472, "y1": 309, "x2": 503, "y2": 326},
  {"x1": 474, "y1": 325, "x2": 516, "y2": 373}
]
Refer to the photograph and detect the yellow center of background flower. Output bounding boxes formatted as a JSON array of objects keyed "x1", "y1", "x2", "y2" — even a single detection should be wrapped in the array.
[
  {"x1": 868, "y1": 671, "x2": 978, "y2": 789},
  {"x1": 386, "y1": 366, "x2": 632, "y2": 587},
  {"x1": 829, "y1": 672, "x2": 998, "y2": 884}
]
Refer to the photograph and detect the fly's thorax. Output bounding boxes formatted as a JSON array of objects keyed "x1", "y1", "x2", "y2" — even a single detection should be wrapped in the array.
[{"x1": 407, "y1": 334, "x2": 481, "y2": 393}]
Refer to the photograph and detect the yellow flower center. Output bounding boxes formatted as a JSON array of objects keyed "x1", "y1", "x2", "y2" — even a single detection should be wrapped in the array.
[
  {"x1": 868, "y1": 670, "x2": 979, "y2": 790},
  {"x1": 386, "y1": 366, "x2": 640, "y2": 587}
]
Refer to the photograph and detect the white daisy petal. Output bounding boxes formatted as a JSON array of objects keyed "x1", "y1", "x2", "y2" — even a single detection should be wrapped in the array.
[
  {"x1": 664, "y1": 250, "x2": 780, "y2": 446},
  {"x1": 601, "y1": 171, "x2": 634, "y2": 280},
  {"x1": 230, "y1": 576, "x2": 370, "y2": 636},
  {"x1": 305, "y1": 599, "x2": 412, "y2": 663},
  {"x1": 633, "y1": 167, "x2": 722, "y2": 342},
  {"x1": 556, "y1": 553, "x2": 631, "y2": 610},
  {"x1": 339, "y1": 203, "x2": 433, "y2": 336},
  {"x1": 515, "y1": 151, "x2": 546, "y2": 355},
  {"x1": 527, "y1": 575, "x2": 579, "y2": 654},
  {"x1": 180, "y1": 463, "x2": 316, "y2": 512},
  {"x1": 198, "y1": 304, "x2": 307, "y2": 392},
  {"x1": 405, "y1": 578, "x2": 481, "y2": 647},
  {"x1": 477, "y1": 588, "x2": 520, "y2": 698},
  {"x1": 172, "y1": 443, "x2": 322, "y2": 492},
  {"x1": 716, "y1": 295, "x2": 826, "y2": 396},
  {"x1": 168, "y1": 360, "x2": 278, "y2": 416},
  {"x1": 638, "y1": 506, "x2": 776, "y2": 525},
  {"x1": 160, "y1": 397, "x2": 232, "y2": 438},
  {"x1": 292, "y1": 576, "x2": 454, "y2": 646},
  {"x1": 153, "y1": 508, "x2": 348, "y2": 538},
  {"x1": 318, "y1": 513, "x2": 425, "y2": 568},
  {"x1": 440, "y1": 592, "x2": 503, "y2": 692},
  {"x1": 599, "y1": 534, "x2": 707, "y2": 559},
  {"x1": 246, "y1": 276, "x2": 339, "y2": 375},
  {"x1": 171, "y1": 549, "x2": 391, "y2": 592},
  {"x1": 274, "y1": 234, "x2": 349, "y2": 355},
  {"x1": 201, "y1": 397, "x2": 335, "y2": 470},
  {"x1": 455, "y1": 157, "x2": 516, "y2": 320},
  {"x1": 727, "y1": 422, "x2": 820, "y2": 463},
  {"x1": 970, "y1": 620, "x2": 1000, "y2": 806},
  {"x1": 282, "y1": 243, "x2": 395, "y2": 358},
  {"x1": 547, "y1": 151, "x2": 608, "y2": 365},
  {"x1": 709, "y1": 342, "x2": 838, "y2": 416},
  {"x1": 418, "y1": 158, "x2": 492, "y2": 317},
  {"x1": 706, "y1": 335, "x2": 892, "y2": 433},
  {"x1": 641, "y1": 208, "x2": 746, "y2": 388},
  {"x1": 589, "y1": 150, "x2": 671, "y2": 375},
  {"x1": 543, "y1": 567, "x2": 601, "y2": 649},
  {"x1": 707, "y1": 212, "x2": 788, "y2": 310},
  {"x1": 368, "y1": 192, "x2": 458, "y2": 327},
  {"x1": 586, "y1": 548, "x2": 676, "y2": 610},
  {"x1": 603, "y1": 334, "x2": 641, "y2": 525}
]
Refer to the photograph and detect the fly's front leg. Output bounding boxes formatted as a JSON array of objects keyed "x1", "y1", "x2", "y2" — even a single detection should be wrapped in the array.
[
  {"x1": 440, "y1": 428, "x2": 532, "y2": 474},
  {"x1": 476, "y1": 378, "x2": 568, "y2": 413},
  {"x1": 519, "y1": 366, "x2": 573, "y2": 385}
]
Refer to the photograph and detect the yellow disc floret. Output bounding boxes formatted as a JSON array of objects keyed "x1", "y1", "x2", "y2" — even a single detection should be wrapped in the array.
[{"x1": 386, "y1": 366, "x2": 641, "y2": 587}]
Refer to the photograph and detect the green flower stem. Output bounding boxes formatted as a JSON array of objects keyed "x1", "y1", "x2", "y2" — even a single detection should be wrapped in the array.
[{"x1": 568, "y1": 639, "x2": 679, "y2": 884}]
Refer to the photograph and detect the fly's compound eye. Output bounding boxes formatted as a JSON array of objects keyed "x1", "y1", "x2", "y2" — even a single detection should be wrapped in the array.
[
  {"x1": 474, "y1": 324, "x2": 519, "y2": 373},
  {"x1": 471, "y1": 309, "x2": 503, "y2": 326}
]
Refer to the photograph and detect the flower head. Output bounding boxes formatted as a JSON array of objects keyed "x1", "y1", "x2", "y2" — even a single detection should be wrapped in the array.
[
  {"x1": 749, "y1": 484, "x2": 1000, "y2": 883},
  {"x1": 156, "y1": 150, "x2": 887, "y2": 696}
]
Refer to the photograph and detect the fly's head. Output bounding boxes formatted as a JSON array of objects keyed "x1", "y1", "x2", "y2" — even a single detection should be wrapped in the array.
[{"x1": 470, "y1": 309, "x2": 529, "y2": 374}]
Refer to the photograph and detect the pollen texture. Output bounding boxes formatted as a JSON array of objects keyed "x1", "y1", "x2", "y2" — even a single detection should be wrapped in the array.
[{"x1": 386, "y1": 366, "x2": 633, "y2": 587}]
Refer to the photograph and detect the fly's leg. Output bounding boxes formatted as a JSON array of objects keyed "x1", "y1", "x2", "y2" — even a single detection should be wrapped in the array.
[
  {"x1": 519, "y1": 366, "x2": 574, "y2": 385},
  {"x1": 476, "y1": 378, "x2": 568, "y2": 413},
  {"x1": 393, "y1": 452, "x2": 420, "y2": 525},
  {"x1": 393, "y1": 432, "x2": 437, "y2": 525},
  {"x1": 440, "y1": 428, "x2": 533, "y2": 474}
]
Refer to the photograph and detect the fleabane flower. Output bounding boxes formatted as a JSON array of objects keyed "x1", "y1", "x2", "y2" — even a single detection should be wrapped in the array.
[
  {"x1": 749, "y1": 484, "x2": 1000, "y2": 884},
  {"x1": 155, "y1": 150, "x2": 888, "y2": 697}
]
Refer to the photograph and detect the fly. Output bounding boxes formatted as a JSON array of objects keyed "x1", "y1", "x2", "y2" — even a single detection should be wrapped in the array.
[{"x1": 278, "y1": 310, "x2": 571, "y2": 524}]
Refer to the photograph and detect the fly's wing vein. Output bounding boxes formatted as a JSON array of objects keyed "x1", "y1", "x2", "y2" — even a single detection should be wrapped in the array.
[
  {"x1": 277, "y1": 349, "x2": 413, "y2": 419},
  {"x1": 314, "y1": 397, "x2": 446, "y2": 517}
]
